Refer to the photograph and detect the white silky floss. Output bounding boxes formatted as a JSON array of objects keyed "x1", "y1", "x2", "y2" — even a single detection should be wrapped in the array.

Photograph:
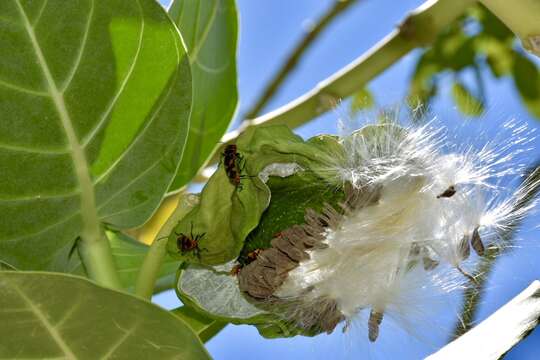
[{"x1": 275, "y1": 119, "x2": 539, "y2": 337}]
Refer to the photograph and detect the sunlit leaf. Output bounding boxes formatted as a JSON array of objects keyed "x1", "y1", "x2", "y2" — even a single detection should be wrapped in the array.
[
  {"x1": 474, "y1": 35, "x2": 513, "y2": 77},
  {"x1": 168, "y1": 0, "x2": 239, "y2": 191},
  {"x1": 0, "y1": 0, "x2": 191, "y2": 271},
  {"x1": 0, "y1": 271, "x2": 210, "y2": 359},
  {"x1": 451, "y1": 80, "x2": 484, "y2": 117}
]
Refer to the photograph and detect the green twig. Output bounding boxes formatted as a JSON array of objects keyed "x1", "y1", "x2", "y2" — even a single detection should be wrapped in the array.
[
  {"x1": 78, "y1": 234, "x2": 121, "y2": 289},
  {"x1": 134, "y1": 195, "x2": 198, "y2": 300},
  {"x1": 243, "y1": 0, "x2": 361, "y2": 119}
]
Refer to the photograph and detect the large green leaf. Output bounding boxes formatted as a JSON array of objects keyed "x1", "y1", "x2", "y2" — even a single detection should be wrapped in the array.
[
  {"x1": 0, "y1": 0, "x2": 191, "y2": 271},
  {"x1": 0, "y1": 271, "x2": 210, "y2": 359},
  {"x1": 69, "y1": 230, "x2": 181, "y2": 292},
  {"x1": 168, "y1": 0, "x2": 238, "y2": 190}
]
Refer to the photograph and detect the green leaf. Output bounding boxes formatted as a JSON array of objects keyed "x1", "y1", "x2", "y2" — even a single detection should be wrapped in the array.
[
  {"x1": 70, "y1": 231, "x2": 181, "y2": 292},
  {"x1": 172, "y1": 306, "x2": 227, "y2": 343},
  {"x1": 0, "y1": 0, "x2": 192, "y2": 271},
  {"x1": 512, "y1": 52, "x2": 540, "y2": 118},
  {"x1": 165, "y1": 126, "x2": 346, "y2": 265},
  {"x1": 451, "y1": 81, "x2": 484, "y2": 117},
  {"x1": 0, "y1": 271, "x2": 210, "y2": 359},
  {"x1": 168, "y1": 0, "x2": 239, "y2": 191},
  {"x1": 473, "y1": 34, "x2": 514, "y2": 78},
  {"x1": 350, "y1": 87, "x2": 374, "y2": 113}
]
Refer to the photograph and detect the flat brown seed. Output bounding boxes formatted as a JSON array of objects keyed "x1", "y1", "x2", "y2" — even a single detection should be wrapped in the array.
[
  {"x1": 458, "y1": 234, "x2": 471, "y2": 260},
  {"x1": 368, "y1": 310, "x2": 384, "y2": 342},
  {"x1": 471, "y1": 227, "x2": 485, "y2": 256},
  {"x1": 437, "y1": 185, "x2": 457, "y2": 199}
]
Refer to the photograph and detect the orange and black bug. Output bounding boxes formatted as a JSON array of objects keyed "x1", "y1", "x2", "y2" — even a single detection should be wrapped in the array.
[
  {"x1": 222, "y1": 144, "x2": 247, "y2": 190},
  {"x1": 230, "y1": 264, "x2": 242, "y2": 276},
  {"x1": 246, "y1": 248, "x2": 262, "y2": 262},
  {"x1": 176, "y1": 223, "x2": 206, "y2": 259}
]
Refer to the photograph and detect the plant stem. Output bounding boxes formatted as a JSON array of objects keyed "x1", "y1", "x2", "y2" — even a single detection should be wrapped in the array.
[
  {"x1": 78, "y1": 234, "x2": 121, "y2": 289},
  {"x1": 134, "y1": 236, "x2": 169, "y2": 300},
  {"x1": 479, "y1": 0, "x2": 540, "y2": 57},
  {"x1": 207, "y1": 0, "x2": 476, "y2": 166},
  {"x1": 135, "y1": 194, "x2": 199, "y2": 300},
  {"x1": 243, "y1": 0, "x2": 361, "y2": 119}
]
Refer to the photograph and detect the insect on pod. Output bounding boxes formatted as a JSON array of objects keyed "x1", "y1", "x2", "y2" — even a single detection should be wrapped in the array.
[
  {"x1": 246, "y1": 248, "x2": 263, "y2": 262},
  {"x1": 230, "y1": 264, "x2": 242, "y2": 276},
  {"x1": 176, "y1": 222, "x2": 206, "y2": 259},
  {"x1": 222, "y1": 144, "x2": 247, "y2": 190}
]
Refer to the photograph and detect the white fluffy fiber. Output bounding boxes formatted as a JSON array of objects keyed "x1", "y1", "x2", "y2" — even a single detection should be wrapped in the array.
[{"x1": 275, "y1": 117, "x2": 539, "y2": 334}]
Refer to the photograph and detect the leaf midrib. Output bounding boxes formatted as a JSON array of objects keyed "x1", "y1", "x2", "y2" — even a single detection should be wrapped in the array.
[{"x1": 14, "y1": 0, "x2": 102, "y2": 242}]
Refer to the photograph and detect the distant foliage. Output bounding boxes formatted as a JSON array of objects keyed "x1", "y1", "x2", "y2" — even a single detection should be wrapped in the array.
[{"x1": 408, "y1": 4, "x2": 540, "y2": 118}]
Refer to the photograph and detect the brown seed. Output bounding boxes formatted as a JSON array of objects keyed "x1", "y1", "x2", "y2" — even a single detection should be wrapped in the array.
[
  {"x1": 458, "y1": 234, "x2": 471, "y2": 260},
  {"x1": 437, "y1": 185, "x2": 457, "y2": 198},
  {"x1": 368, "y1": 310, "x2": 384, "y2": 342},
  {"x1": 470, "y1": 227, "x2": 485, "y2": 256}
]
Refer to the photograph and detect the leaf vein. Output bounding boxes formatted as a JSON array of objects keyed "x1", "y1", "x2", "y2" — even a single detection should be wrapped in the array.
[
  {"x1": 189, "y1": 0, "x2": 219, "y2": 64},
  {"x1": 9, "y1": 280, "x2": 77, "y2": 359},
  {"x1": 0, "y1": 141, "x2": 68, "y2": 155},
  {"x1": 1, "y1": 212, "x2": 78, "y2": 243},
  {"x1": 0, "y1": 78, "x2": 48, "y2": 96},
  {"x1": 102, "y1": 322, "x2": 138, "y2": 359},
  {"x1": 31, "y1": 0, "x2": 49, "y2": 28},
  {"x1": 61, "y1": 0, "x2": 95, "y2": 93}
]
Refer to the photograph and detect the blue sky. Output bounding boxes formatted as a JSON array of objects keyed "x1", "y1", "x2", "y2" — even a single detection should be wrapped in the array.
[{"x1": 157, "y1": 0, "x2": 540, "y2": 358}]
